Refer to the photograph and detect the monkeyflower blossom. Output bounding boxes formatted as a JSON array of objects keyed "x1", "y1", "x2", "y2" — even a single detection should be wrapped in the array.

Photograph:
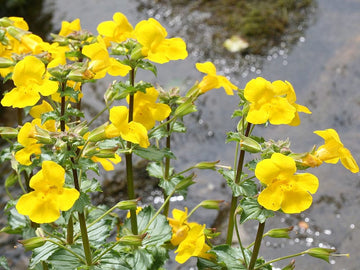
[
  {"x1": 130, "y1": 87, "x2": 171, "y2": 130},
  {"x1": 174, "y1": 223, "x2": 212, "y2": 264},
  {"x1": 97, "y1": 12, "x2": 134, "y2": 46},
  {"x1": 82, "y1": 36, "x2": 131, "y2": 79},
  {"x1": 311, "y1": 129, "x2": 359, "y2": 173},
  {"x1": 58, "y1": 18, "x2": 81, "y2": 36},
  {"x1": 1, "y1": 56, "x2": 58, "y2": 108},
  {"x1": 105, "y1": 106, "x2": 150, "y2": 148},
  {"x1": 256, "y1": 153, "x2": 319, "y2": 213},
  {"x1": 168, "y1": 207, "x2": 194, "y2": 246},
  {"x1": 16, "y1": 161, "x2": 80, "y2": 223},
  {"x1": 244, "y1": 77, "x2": 310, "y2": 125},
  {"x1": 134, "y1": 18, "x2": 188, "y2": 64},
  {"x1": 196, "y1": 62, "x2": 237, "y2": 95}
]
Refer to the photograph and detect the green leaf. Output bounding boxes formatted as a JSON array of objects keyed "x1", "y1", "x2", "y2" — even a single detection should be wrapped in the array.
[
  {"x1": 209, "y1": 245, "x2": 249, "y2": 269},
  {"x1": 133, "y1": 146, "x2": 175, "y2": 162},
  {"x1": 41, "y1": 111, "x2": 60, "y2": 123},
  {"x1": 98, "y1": 250, "x2": 132, "y2": 270},
  {"x1": 172, "y1": 121, "x2": 187, "y2": 133},
  {"x1": 71, "y1": 192, "x2": 91, "y2": 213},
  {"x1": 4, "y1": 207, "x2": 28, "y2": 234},
  {"x1": 197, "y1": 257, "x2": 225, "y2": 270},
  {"x1": 239, "y1": 197, "x2": 274, "y2": 224},
  {"x1": 30, "y1": 241, "x2": 59, "y2": 268},
  {"x1": 146, "y1": 246, "x2": 169, "y2": 270},
  {"x1": 146, "y1": 162, "x2": 164, "y2": 179},
  {"x1": 126, "y1": 249, "x2": 154, "y2": 270},
  {"x1": 81, "y1": 177, "x2": 102, "y2": 193},
  {"x1": 159, "y1": 174, "x2": 194, "y2": 197},
  {"x1": 87, "y1": 219, "x2": 113, "y2": 248},
  {"x1": 218, "y1": 169, "x2": 257, "y2": 197},
  {"x1": 136, "y1": 60, "x2": 157, "y2": 77},
  {"x1": 76, "y1": 157, "x2": 99, "y2": 174},
  {"x1": 47, "y1": 244, "x2": 85, "y2": 269},
  {"x1": 0, "y1": 256, "x2": 10, "y2": 270}
]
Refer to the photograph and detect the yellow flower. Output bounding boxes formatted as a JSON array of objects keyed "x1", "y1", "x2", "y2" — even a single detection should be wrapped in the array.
[
  {"x1": 174, "y1": 223, "x2": 211, "y2": 264},
  {"x1": 256, "y1": 153, "x2": 319, "y2": 214},
  {"x1": 1, "y1": 56, "x2": 58, "y2": 108},
  {"x1": 91, "y1": 154, "x2": 122, "y2": 171},
  {"x1": 313, "y1": 129, "x2": 359, "y2": 173},
  {"x1": 130, "y1": 87, "x2": 171, "y2": 130},
  {"x1": 244, "y1": 77, "x2": 299, "y2": 125},
  {"x1": 134, "y1": 18, "x2": 188, "y2": 64},
  {"x1": 271, "y1": 80, "x2": 311, "y2": 126},
  {"x1": 168, "y1": 207, "x2": 193, "y2": 246},
  {"x1": 8, "y1": 16, "x2": 29, "y2": 30},
  {"x1": 196, "y1": 62, "x2": 237, "y2": 95},
  {"x1": 105, "y1": 106, "x2": 150, "y2": 148},
  {"x1": 82, "y1": 36, "x2": 131, "y2": 79},
  {"x1": 97, "y1": 12, "x2": 134, "y2": 46},
  {"x1": 58, "y1": 18, "x2": 81, "y2": 36},
  {"x1": 15, "y1": 117, "x2": 56, "y2": 165},
  {"x1": 16, "y1": 161, "x2": 80, "y2": 223}
]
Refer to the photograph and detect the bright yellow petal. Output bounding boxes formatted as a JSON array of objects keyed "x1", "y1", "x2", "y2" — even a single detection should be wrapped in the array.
[
  {"x1": 246, "y1": 103, "x2": 270, "y2": 124},
  {"x1": 109, "y1": 106, "x2": 128, "y2": 128},
  {"x1": 36, "y1": 78, "x2": 59, "y2": 96},
  {"x1": 219, "y1": 76, "x2": 237, "y2": 95},
  {"x1": 1, "y1": 86, "x2": 40, "y2": 108},
  {"x1": 293, "y1": 173, "x2": 319, "y2": 194},
  {"x1": 41, "y1": 161, "x2": 65, "y2": 188},
  {"x1": 15, "y1": 145, "x2": 41, "y2": 165},
  {"x1": 29, "y1": 100, "x2": 54, "y2": 118},
  {"x1": 196, "y1": 62, "x2": 217, "y2": 75},
  {"x1": 339, "y1": 148, "x2": 359, "y2": 173},
  {"x1": 57, "y1": 188, "x2": 80, "y2": 211},
  {"x1": 12, "y1": 56, "x2": 44, "y2": 86},
  {"x1": 244, "y1": 77, "x2": 273, "y2": 103},
  {"x1": 281, "y1": 189, "x2": 313, "y2": 213},
  {"x1": 108, "y1": 58, "x2": 131, "y2": 77},
  {"x1": 121, "y1": 121, "x2": 149, "y2": 148},
  {"x1": 268, "y1": 97, "x2": 296, "y2": 125},
  {"x1": 258, "y1": 184, "x2": 283, "y2": 211}
]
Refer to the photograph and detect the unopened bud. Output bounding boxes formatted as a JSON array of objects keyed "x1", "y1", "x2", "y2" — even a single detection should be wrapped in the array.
[
  {"x1": 194, "y1": 160, "x2": 220, "y2": 170},
  {"x1": 18, "y1": 237, "x2": 46, "y2": 251},
  {"x1": 265, "y1": 226, "x2": 293, "y2": 239},
  {"x1": 94, "y1": 148, "x2": 118, "y2": 158},
  {"x1": 6, "y1": 26, "x2": 28, "y2": 40},
  {"x1": 130, "y1": 43, "x2": 144, "y2": 61},
  {"x1": 174, "y1": 99, "x2": 197, "y2": 117},
  {"x1": 240, "y1": 136, "x2": 262, "y2": 153},
  {"x1": 34, "y1": 126, "x2": 56, "y2": 144},
  {"x1": 88, "y1": 123, "x2": 108, "y2": 142},
  {"x1": 0, "y1": 127, "x2": 18, "y2": 139},
  {"x1": 0, "y1": 57, "x2": 14, "y2": 68},
  {"x1": 116, "y1": 199, "x2": 139, "y2": 211},
  {"x1": 118, "y1": 234, "x2": 145, "y2": 246},
  {"x1": 199, "y1": 200, "x2": 224, "y2": 210},
  {"x1": 175, "y1": 174, "x2": 196, "y2": 191},
  {"x1": 305, "y1": 247, "x2": 336, "y2": 263}
]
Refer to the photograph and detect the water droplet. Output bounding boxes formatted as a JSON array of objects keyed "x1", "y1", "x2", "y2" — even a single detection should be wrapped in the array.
[
  {"x1": 350, "y1": 224, "x2": 355, "y2": 229},
  {"x1": 267, "y1": 55, "x2": 272, "y2": 61},
  {"x1": 282, "y1": 60, "x2": 288, "y2": 66},
  {"x1": 304, "y1": 217, "x2": 310, "y2": 222},
  {"x1": 324, "y1": 229, "x2": 332, "y2": 235},
  {"x1": 306, "y1": 237, "x2": 314, "y2": 243},
  {"x1": 207, "y1": 130, "x2": 214, "y2": 137},
  {"x1": 198, "y1": 119, "x2": 204, "y2": 125},
  {"x1": 330, "y1": 259, "x2": 336, "y2": 265},
  {"x1": 315, "y1": 231, "x2": 320, "y2": 236},
  {"x1": 299, "y1": 36, "x2": 306, "y2": 42}
]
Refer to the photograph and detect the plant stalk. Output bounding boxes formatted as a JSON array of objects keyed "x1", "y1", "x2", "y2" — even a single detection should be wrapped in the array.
[
  {"x1": 226, "y1": 123, "x2": 252, "y2": 245},
  {"x1": 248, "y1": 222, "x2": 266, "y2": 270},
  {"x1": 162, "y1": 117, "x2": 171, "y2": 217}
]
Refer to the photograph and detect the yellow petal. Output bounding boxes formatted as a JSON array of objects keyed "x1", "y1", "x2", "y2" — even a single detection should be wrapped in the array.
[
  {"x1": 268, "y1": 97, "x2": 296, "y2": 125},
  {"x1": 121, "y1": 121, "x2": 149, "y2": 148},
  {"x1": 1, "y1": 86, "x2": 41, "y2": 108},
  {"x1": 57, "y1": 188, "x2": 80, "y2": 211},
  {"x1": 293, "y1": 173, "x2": 319, "y2": 194},
  {"x1": 196, "y1": 62, "x2": 217, "y2": 75},
  {"x1": 29, "y1": 100, "x2": 54, "y2": 118},
  {"x1": 108, "y1": 57, "x2": 131, "y2": 77},
  {"x1": 258, "y1": 184, "x2": 283, "y2": 211},
  {"x1": 12, "y1": 56, "x2": 44, "y2": 86},
  {"x1": 281, "y1": 189, "x2": 313, "y2": 213},
  {"x1": 109, "y1": 106, "x2": 128, "y2": 128},
  {"x1": 41, "y1": 161, "x2": 65, "y2": 188}
]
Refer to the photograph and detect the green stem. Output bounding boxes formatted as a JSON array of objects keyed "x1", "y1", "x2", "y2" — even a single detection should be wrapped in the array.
[
  {"x1": 87, "y1": 99, "x2": 114, "y2": 127},
  {"x1": 47, "y1": 239, "x2": 87, "y2": 264},
  {"x1": 253, "y1": 251, "x2": 306, "y2": 270},
  {"x1": 16, "y1": 170, "x2": 26, "y2": 194},
  {"x1": 60, "y1": 81, "x2": 67, "y2": 132},
  {"x1": 93, "y1": 240, "x2": 120, "y2": 264},
  {"x1": 126, "y1": 68, "x2": 138, "y2": 235},
  {"x1": 162, "y1": 118, "x2": 172, "y2": 217},
  {"x1": 143, "y1": 189, "x2": 176, "y2": 233},
  {"x1": 17, "y1": 108, "x2": 23, "y2": 126},
  {"x1": 248, "y1": 222, "x2": 266, "y2": 270},
  {"x1": 148, "y1": 116, "x2": 176, "y2": 137},
  {"x1": 87, "y1": 204, "x2": 119, "y2": 228},
  {"x1": 66, "y1": 215, "x2": 74, "y2": 244},
  {"x1": 226, "y1": 123, "x2": 252, "y2": 245},
  {"x1": 234, "y1": 212, "x2": 248, "y2": 268},
  {"x1": 42, "y1": 261, "x2": 48, "y2": 270}
]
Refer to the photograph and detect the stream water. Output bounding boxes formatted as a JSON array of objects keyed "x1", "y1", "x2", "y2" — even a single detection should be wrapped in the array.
[{"x1": 1, "y1": 0, "x2": 360, "y2": 269}]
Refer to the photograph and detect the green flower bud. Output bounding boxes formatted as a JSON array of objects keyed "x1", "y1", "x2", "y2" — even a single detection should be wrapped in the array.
[
  {"x1": 88, "y1": 122, "x2": 109, "y2": 142},
  {"x1": 199, "y1": 200, "x2": 224, "y2": 210},
  {"x1": 0, "y1": 57, "x2": 14, "y2": 68},
  {"x1": 175, "y1": 174, "x2": 196, "y2": 191},
  {"x1": 34, "y1": 126, "x2": 56, "y2": 144},
  {"x1": 72, "y1": 121, "x2": 89, "y2": 137},
  {"x1": 130, "y1": 43, "x2": 144, "y2": 61},
  {"x1": 265, "y1": 226, "x2": 293, "y2": 239},
  {"x1": 0, "y1": 17, "x2": 13, "y2": 27},
  {"x1": 305, "y1": 247, "x2": 336, "y2": 263},
  {"x1": 116, "y1": 199, "x2": 139, "y2": 211},
  {"x1": 6, "y1": 26, "x2": 28, "y2": 41},
  {"x1": 240, "y1": 136, "x2": 262, "y2": 153},
  {"x1": 118, "y1": 234, "x2": 145, "y2": 246},
  {"x1": 0, "y1": 127, "x2": 18, "y2": 139},
  {"x1": 174, "y1": 98, "x2": 197, "y2": 117},
  {"x1": 94, "y1": 148, "x2": 118, "y2": 158},
  {"x1": 194, "y1": 160, "x2": 220, "y2": 170},
  {"x1": 18, "y1": 237, "x2": 46, "y2": 251}
]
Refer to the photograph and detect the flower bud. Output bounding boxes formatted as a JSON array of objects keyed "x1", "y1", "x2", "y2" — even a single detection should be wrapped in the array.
[
  {"x1": 6, "y1": 26, "x2": 28, "y2": 40},
  {"x1": 240, "y1": 136, "x2": 262, "y2": 153},
  {"x1": 305, "y1": 247, "x2": 336, "y2": 263},
  {"x1": 130, "y1": 43, "x2": 144, "y2": 61},
  {"x1": 116, "y1": 199, "x2": 139, "y2": 212},
  {"x1": 199, "y1": 200, "x2": 224, "y2": 210},
  {"x1": 34, "y1": 126, "x2": 56, "y2": 144},
  {"x1": 281, "y1": 259, "x2": 295, "y2": 270},
  {"x1": 0, "y1": 127, "x2": 18, "y2": 139},
  {"x1": 18, "y1": 237, "x2": 46, "y2": 251},
  {"x1": 174, "y1": 99, "x2": 197, "y2": 117},
  {"x1": 0, "y1": 57, "x2": 14, "y2": 68},
  {"x1": 88, "y1": 122, "x2": 109, "y2": 142},
  {"x1": 194, "y1": 160, "x2": 220, "y2": 170},
  {"x1": 118, "y1": 234, "x2": 145, "y2": 246},
  {"x1": 94, "y1": 148, "x2": 118, "y2": 158},
  {"x1": 175, "y1": 174, "x2": 196, "y2": 191},
  {"x1": 0, "y1": 17, "x2": 13, "y2": 27},
  {"x1": 72, "y1": 121, "x2": 89, "y2": 137},
  {"x1": 265, "y1": 226, "x2": 293, "y2": 239}
]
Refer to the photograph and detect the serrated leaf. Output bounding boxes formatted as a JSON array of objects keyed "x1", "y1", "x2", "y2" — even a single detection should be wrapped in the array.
[
  {"x1": 98, "y1": 250, "x2": 132, "y2": 270},
  {"x1": 87, "y1": 219, "x2": 113, "y2": 248},
  {"x1": 126, "y1": 249, "x2": 154, "y2": 270},
  {"x1": 197, "y1": 257, "x2": 225, "y2": 270},
  {"x1": 218, "y1": 169, "x2": 257, "y2": 197},
  {"x1": 209, "y1": 245, "x2": 249, "y2": 269},
  {"x1": 81, "y1": 177, "x2": 102, "y2": 193},
  {"x1": 239, "y1": 197, "x2": 274, "y2": 224},
  {"x1": 76, "y1": 157, "x2": 99, "y2": 174},
  {"x1": 136, "y1": 60, "x2": 157, "y2": 77},
  {"x1": 47, "y1": 244, "x2": 85, "y2": 270},
  {"x1": 7, "y1": 207, "x2": 28, "y2": 234},
  {"x1": 30, "y1": 241, "x2": 60, "y2": 268},
  {"x1": 133, "y1": 146, "x2": 175, "y2": 162},
  {"x1": 71, "y1": 192, "x2": 91, "y2": 213},
  {"x1": 146, "y1": 246, "x2": 169, "y2": 269},
  {"x1": 146, "y1": 162, "x2": 164, "y2": 179}
]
